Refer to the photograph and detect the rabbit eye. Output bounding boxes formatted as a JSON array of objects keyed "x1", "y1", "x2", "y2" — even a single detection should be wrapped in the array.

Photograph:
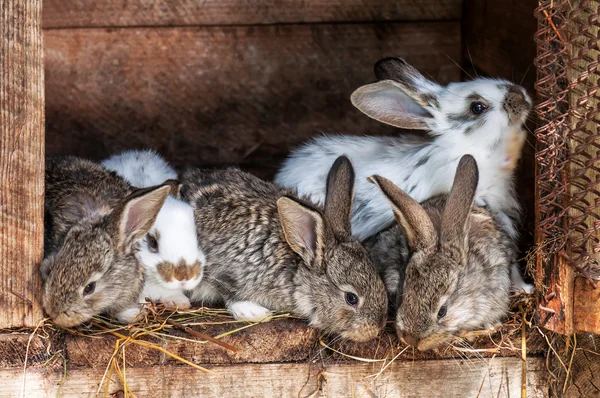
[
  {"x1": 470, "y1": 102, "x2": 488, "y2": 115},
  {"x1": 83, "y1": 282, "x2": 96, "y2": 296},
  {"x1": 345, "y1": 292, "x2": 359, "y2": 307},
  {"x1": 437, "y1": 305, "x2": 447, "y2": 320},
  {"x1": 147, "y1": 235, "x2": 159, "y2": 253}
]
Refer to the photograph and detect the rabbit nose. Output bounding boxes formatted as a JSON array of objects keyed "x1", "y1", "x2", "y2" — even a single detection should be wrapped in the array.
[
  {"x1": 399, "y1": 332, "x2": 419, "y2": 347},
  {"x1": 503, "y1": 87, "x2": 531, "y2": 118}
]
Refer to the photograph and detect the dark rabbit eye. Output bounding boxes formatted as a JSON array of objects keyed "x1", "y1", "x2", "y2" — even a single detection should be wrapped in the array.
[
  {"x1": 345, "y1": 292, "x2": 359, "y2": 307},
  {"x1": 83, "y1": 282, "x2": 96, "y2": 296},
  {"x1": 147, "y1": 235, "x2": 159, "y2": 253},
  {"x1": 437, "y1": 305, "x2": 447, "y2": 320},
  {"x1": 470, "y1": 102, "x2": 487, "y2": 115}
]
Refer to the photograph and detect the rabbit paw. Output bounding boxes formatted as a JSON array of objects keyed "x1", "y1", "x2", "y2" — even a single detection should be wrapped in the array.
[
  {"x1": 116, "y1": 306, "x2": 145, "y2": 324},
  {"x1": 511, "y1": 264, "x2": 535, "y2": 294},
  {"x1": 228, "y1": 301, "x2": 272, "y2": 322},
  {"x1": 161, "y1": 293, "x2": 192, "y2": 310}
]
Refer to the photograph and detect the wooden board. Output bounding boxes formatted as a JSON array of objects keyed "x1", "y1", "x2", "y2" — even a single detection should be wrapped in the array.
[
  {"x1": 573, "y1": 277, "x2": 600, "y2": 333},
  {"x1": 42, "y1": 0, "x2": 462, "y2": 29},
  {"x1": 44, "y1": 23, "x2": 461, "y2": 175},
  {"x1": 1, "y1": 358, "x2": 548, "y2": 398},
  {"x1": 0, "y1": 0, "x2": 45, "y2": 328},
  {"x1": 63, "y1": 319, "x2": 547, "y2": 368}
]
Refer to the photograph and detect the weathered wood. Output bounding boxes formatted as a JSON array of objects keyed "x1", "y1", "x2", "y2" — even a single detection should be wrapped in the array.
[
  {"x1": 563, "y1": 333, "x2": 600, "y2": 397},
  {"x1": 573, "y1": 278, "x2": 600, "y2": 333},
  {"x1": 0, "y1": 334, "x2": 49, "y2": 368},
  {"x1": 0, "y1": 0, "x2": 45, "y2": 328},
  {"x1": 1, "y1": 358, "x2": 548, "y2": 397},
  {"x1": 63, "y1": 319, "x2": 547, "y2": 368},
  {"x1": 42, "y1": 0, "x2": 462, "y2": 29},
  {"x1": 44, "y1": 23, "x2": 461, "y2": 176}
]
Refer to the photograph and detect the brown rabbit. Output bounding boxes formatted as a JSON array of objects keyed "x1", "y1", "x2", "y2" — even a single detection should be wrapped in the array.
[
  {"x1": 181, "y1": 156, "x2": 388, "y2": 342},
  {"x1": 365, "y1": 155, "x2": 514, "y2": 351},
  {"x1": 42, "y1": 156, "x2": 172, "y2": 327}
]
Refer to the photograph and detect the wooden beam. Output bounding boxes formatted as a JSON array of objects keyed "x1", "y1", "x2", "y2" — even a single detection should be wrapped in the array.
[
  {"x1": 42, "y1": 0, "x2": 462, "y2": 29},
  {"x1": 43, "y1": 23, "x2": 461, "y2": 176},
  {"x1": 573, "y1": 277, "x2": 600, "y2": 333},
  {"x1": 0, "y1": 0, "x2": 45, "y2": 328},
  {"x1": 1, "y1": 358, "x2": 548, "y2": 397}
]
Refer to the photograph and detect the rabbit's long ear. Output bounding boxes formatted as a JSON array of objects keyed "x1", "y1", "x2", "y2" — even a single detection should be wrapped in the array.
[
  {"x1": 112, "y1": 184, "x2": 171, "y2": 252},
  {"x1": 441, "y1": 155, "x2": 478, "y2": 245},
  {"x1": 324, "y1": 156, "x2": 354, "y2": 238},
  {"x1": 351, "y1": 58, "x2": 441, "y2": 130},
  {"x1": 368, "y1": 175, "x2": 436, "y2": 250},
  {"x1": 277, "y1": 197, "x2": 325, "y2": 271}
]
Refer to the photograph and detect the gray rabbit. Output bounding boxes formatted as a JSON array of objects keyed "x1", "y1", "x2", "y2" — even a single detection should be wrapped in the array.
[
  {"x1": 42, "y1": 156, "x2": 172, "y2": 327},
  {"x1": 181, "y1": 156, "x2": 388, "y2": 342},
  {"x1": 365, "y1": 155, "x2": 514, "y2": 351}
]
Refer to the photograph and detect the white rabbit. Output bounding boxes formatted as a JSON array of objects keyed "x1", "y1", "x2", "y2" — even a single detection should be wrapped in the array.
[
  {"x1": 102, "y1": 150, "x2": 205, "y2": 310},
  {"x1": 275, "y1": 57, "x2": 533, "y2": 293}
]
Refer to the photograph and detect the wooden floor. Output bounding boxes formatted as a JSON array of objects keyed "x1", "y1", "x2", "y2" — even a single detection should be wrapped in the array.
[{"x1": 0, "y1": 317, "x2": 550, "y2": 397}]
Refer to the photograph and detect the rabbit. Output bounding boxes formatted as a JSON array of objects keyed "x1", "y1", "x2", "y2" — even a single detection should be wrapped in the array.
[
  {"x1": 101, "y1": 150, "x2": 205, "y2": 310},
  {"x1": 41, "y1": 156, "x2": 172, "y2": 327},
  {"x1": 364, "y1": 155, "x2": 514, "y2": 351},
  {"x1": 101, "y1": 149, "x2": 178, "y2": 188},
  {"x1": 181, "y1": 156, "x2": 388, "y2": 342},
  {"x1": 274, "y1": 57, "x2": 532, "y2": 292}
]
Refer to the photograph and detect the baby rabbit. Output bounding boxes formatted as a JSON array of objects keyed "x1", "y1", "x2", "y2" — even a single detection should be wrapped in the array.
[
  {"x1": 42, "y1": 156, "x2": 171, "y2": 327},
  {"x1": 365, "y1": 155, "x2": 514, "y2": 351},
  {"x1": 275, "y1": 57, "x2": 531, "y2": 242},
  {"x1": 181, "y1": 156, "x2": 388, "y2": 342},
  {"x1": 101, "y1": 150, "x2": 205, "y2": 310}
]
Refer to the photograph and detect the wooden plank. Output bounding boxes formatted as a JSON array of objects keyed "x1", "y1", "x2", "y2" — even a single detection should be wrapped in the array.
[
  {"x1": 563, "y1": 333, "x2": 600, "y2": 397},
  {"x1": 0, "y1": 358, "x2": 548, "y2": 397},
  {"x1": 42, "y1": 0, "x2": 463, "y2": 29},
  {"x1": 0, "y1": 0, "x2": 45, "y2": 328},
  {"x1": 44, "y1": 23, "x2": 461, "y2": 176},
  {"x1": 64, "y1": 319, "x2": 547, "y2": 368},
  {"x1": 573, "y1": 277, "x2": 600, "y2": 333}
]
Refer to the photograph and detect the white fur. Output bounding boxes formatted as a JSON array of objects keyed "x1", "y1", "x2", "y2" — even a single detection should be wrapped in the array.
[
  {"x1": 275, "y1": 75, "x2": 532, "y2": 290},
  {"x1": 101, "y1": 150, "x2": 206, "y2": 307},
  {"x1": 102, "y1": 149, "x2": 177, "y2": 187},
  {"x1": 228, "y1": 301, "x2": 273, "y2": 322}
]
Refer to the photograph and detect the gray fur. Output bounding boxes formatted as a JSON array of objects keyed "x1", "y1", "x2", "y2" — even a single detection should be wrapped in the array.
[
  {"x1": 366, "y1": 156, "x2": 514, "y2": 351},
  {"x1": 182, "y1": 156, "x2": 388, "y2": 342},
  {"x1": 42, "y1": 156, "x2": 170, "y2": 328}
]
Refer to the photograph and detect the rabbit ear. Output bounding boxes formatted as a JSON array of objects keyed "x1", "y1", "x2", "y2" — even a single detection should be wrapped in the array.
[
  {"x1": 112, "y1": 184, "x2": 171, "y2": 252},
  {"x1": 162, "y1": 179, "x2": 183, "y2": 199},
  {"x1": 351, "y1": 80, "x2": 433, "y2": 130},
  {"x1": 368, "y1": 175, "x2": 436, "y2": 250},
  {"x1": 441, "y1": 155, "x2": 479, "y2": 245},
  {"x1": 40, "y1": 254, "x2": 56, "y2": 281},
  {"x1": 324, "y1": 156, "x2": 354, "y2": 238},
  {"x1": 373, "y1": 57, "x2": 442, "y2": 104},
  {"x1": 277, "y1": 196, "x2": 325, "y2": 270}
]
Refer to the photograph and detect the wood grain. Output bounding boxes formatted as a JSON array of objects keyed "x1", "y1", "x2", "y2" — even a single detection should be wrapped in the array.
[
  {"x1": 42, "y1": 0, "x2": 463, "y2": 29},
  {"x1": 44, "y1": 23, "x2": 461, "y2": 175},
  {"x1": 0, "y1": 358, "x2": 548, "y2": 398},
  {"x1": 64, "y1": 319, "x2": 547, "y2": 368},
  {"x1": 573, "y1": 277, "x2": 600, "y2": 333},
  {"x1": 0, "y1": 0, "x2": 45, "y2": 328}
]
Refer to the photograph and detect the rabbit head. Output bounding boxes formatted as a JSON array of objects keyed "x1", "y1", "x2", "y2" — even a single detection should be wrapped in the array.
[
  {"x1": 351, "y1": 57, "x2": 532, "y2": 149},
  {"x1": 278, "y1": 156, "x2": 388, "y2": 342},
  {"x1": 41, "y1": 185, "x2": 171, "y2": 328},
  {"x1": 370, "y1": 155, "x2": 511, "y2": 350},
  {"x1": 139, "y1": 195, "x2": 205, "y2": 291}
]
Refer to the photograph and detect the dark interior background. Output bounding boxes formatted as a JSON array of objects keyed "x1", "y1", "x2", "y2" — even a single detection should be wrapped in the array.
[{"x1": 42, "y1": 0, "x2": 537, "y2": 257}]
